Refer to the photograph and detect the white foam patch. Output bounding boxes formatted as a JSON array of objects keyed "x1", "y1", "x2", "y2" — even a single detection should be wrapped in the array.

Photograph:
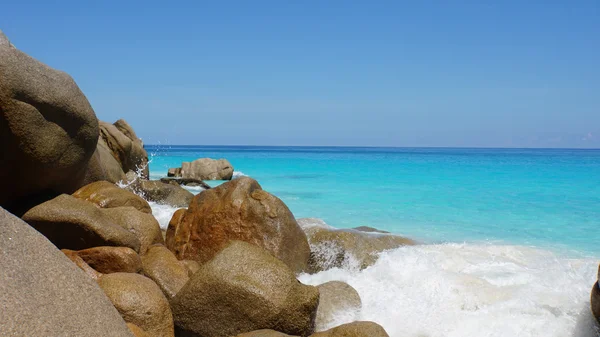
[
  {"x1": 299, "y1": 243, "x2": 600, "y2": 337},
  {"x1": 182, "y1": 185, "x2": 206, "y2": 194},
  {"x1": 233, "y1": 171, "x2": 248, "y2": 179},
  {"x1": 148, "y1": 201, "x2": 180, "y2": 230}
]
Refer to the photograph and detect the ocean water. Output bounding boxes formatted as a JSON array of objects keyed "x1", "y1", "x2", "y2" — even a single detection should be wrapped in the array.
[{"x1": 145, "y1": 145, "x2": 600, "y2": 336}]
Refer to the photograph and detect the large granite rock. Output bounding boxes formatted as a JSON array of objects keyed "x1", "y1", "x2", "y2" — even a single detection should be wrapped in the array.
[
  {"x1": 141, "y1": 245, "x2": 190, "y2": 299},
  {"x1": 0, "y1": 207, "x2": 133, "y2": 336},
  {"x1": 309, "y1": 322, "x2": 389, "y2": 337},
  {"x1": 170, "y1": 241, "x2": 319, "y2": 337},
  {"x1": 0, "y1": 30, "x2": 99, "y2": 210},
  {"x1": 83, "y1": 136, "x2": 127, "y2": 184},
  {"x1": 77, "y1": 246, "x2": 142, "y2": 274},
  {"x1": 73, "y1": 181, "x2": 152, "y2": 214},
  {"x1": 315, "y1": 281, "x2": 361, "y2": 331},
  {"x1": 298, "y1": 218, "x2": 415, "y2": 272},
  {"x1": 127, "y1": 179, "x2": 194, "y2": 208},
  {"x1": 98, "y1": 273, "x2": 174, "y2": 337},
  {"x1": 22, "y1": 194, "x2": 141, "y2": 252},
  {"x1": 166, "y1": 177, "x2": 310, "y2": 273},
  {"x1": 171, "y1": 158, "x2": 233, "y2": 180},
  {"x1": 101, "y1": 206, "x2": 164, "y2": 254},
  {"x1": 100, "y1": 119, "x2": 149, "y2": 179}
]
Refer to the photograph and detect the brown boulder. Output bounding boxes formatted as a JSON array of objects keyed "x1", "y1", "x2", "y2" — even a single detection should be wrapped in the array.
[
  {"x1": 127, "y1": 323, "x2": 152, "y2": 337},
  {"x1": 175, "y1": 157, "x2": 234, "y2": 180},
  {"x1": 127, "y1": 179, "x2": 194, "y2": 208},
  {"x1": 170, "y1": 241, "x2": 319, "y2": 337},
  {"x1": 0, "y1": 31, "x2": 99, "y2": 210},
  {"x1": 298, "y1": 218, "x2": 415, "y2": 272},
  {"x1": 73, "y1": 180, "x2": 152, "y2": 214},
  {"x1": 309, "y1": 322, "x2": 389, "y2": 337},
  {"x1": 315, "y1": 281, "x2": 361, "y2": 331},
  {"x1": 101, "y1": 206, "x2": 164, "y2": 254},
  {"x1": 77, "y1": 246, "x2": 142, "y2": 274},
  {"x1": 100, "y1": 120, "x2": 149, "y2": 179},
  {"x1": 165, "y1": 208, "x2": 186, "y2": 249},
  {"x1": 0, "y1": 207, "x2": 132, "y2": 336},
  {"x1": 83, "y1": 137, "x2": 127, "y2": 184},
  {"x1": 237, "y1": 330, "x2": 297, "y2": 337},
  {"x1": 61, "y1": 249, "x2": 102, "y2": 281},
  {"x1": 98, "y1": 273, "x2": 174, "y2": 337},
  {"x1": 141, "y1": 245, "x2": 189, "y2": 298},
  {"x1": 22, "y1": 194, "x2": 140, "y2": 252},
  {"x1": 166, "y1": 177, "x2": 310, "y2": 273},
  {"x1": 592, "y1": 281, "x2": 600, "y2": 324}
]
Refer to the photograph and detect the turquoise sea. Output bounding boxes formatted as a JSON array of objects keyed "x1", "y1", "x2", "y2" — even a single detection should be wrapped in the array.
[
  {"x1": 147, "y1": 145, "x2": 600, "y2": 257},
  {"x1": 146, "y1": 145, "x2": 600, "y2": 336}
]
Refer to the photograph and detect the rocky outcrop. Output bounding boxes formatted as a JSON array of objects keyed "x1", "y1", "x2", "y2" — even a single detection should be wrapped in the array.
[
  {"x1": 0, "y1": 207, "x2": 133, "y2": 336},
  {"x1": 309, "y1": 322, "x2": 389, "y2": 337},
  {"x1": 0, "y1": 30, "x2": 99, "y2": 210},
  {"x1": 98, "y1": 273, "x2": 174, "y2": 337},
  {"x1": 76, "y1": 246, "x2": 142, "y2": 274},
  {"x1": 141, "y1": 245, "x2": 190, "y2": 299},
  {"x1": 101, "y1": 206, "x2": 164, "y2": 254},
  {"x1": 73, "y1": 181, "x2": 152, "y2": 214},
  {"x1": 298, "y1": 218, "x2": 415, "y2": 272},
  {"x1": 315, "y1": 281, "x2": 361, "y2": 331},
  {"x1": 170, "y1": 241, "x2": 319, "y2": 337},
  {"x1": 126, "y1": 179, "x2": 194, "y2": 208},
  {"x1": 166, "y1": 177, "x2": 310, "y2": 273},
  {"x1": 169, "y1": 158, "x2": 233, "y2": 180},
  {"x1": 22, "y1": 194, "x2": 141, "y2": 252},
  {"x1": 99, "y1": 119, "x2": 149, "y2": 179}
]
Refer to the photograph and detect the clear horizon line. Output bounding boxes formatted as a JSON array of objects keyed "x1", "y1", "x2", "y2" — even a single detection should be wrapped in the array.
[{"x1": 143, "y1": 144, "x2": 600, "y2": 150}]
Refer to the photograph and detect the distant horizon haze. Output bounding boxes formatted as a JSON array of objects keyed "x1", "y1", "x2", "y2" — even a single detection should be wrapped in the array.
[{"x1": 2, "y1": 1, "x2": 598, "y2": 148}]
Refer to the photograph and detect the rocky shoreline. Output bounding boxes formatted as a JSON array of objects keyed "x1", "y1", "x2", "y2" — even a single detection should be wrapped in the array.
[{"x1": 1, "y1": 29, "x2": 598, "y2": 337}]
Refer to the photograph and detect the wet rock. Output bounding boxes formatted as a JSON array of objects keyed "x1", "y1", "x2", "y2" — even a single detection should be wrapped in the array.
[
  {"x1": 315, "y1": 281, "x2": 361, "y2": 331},
  {"x1": 127, "y1": 179, "x2": 194, "y2": 208},
  {"x1": 160, "y1": 177, "x2": 212, "y2": 189},
  {"x1": 170, "y1": 241, "x2": 319, "y2": 337},
  {"x1": 591, "y1": 281, "x2": 600, "y2": 324},
  {"x1": 73, "y1": 181, "x2": 152, "y2": 214},
  {"x1": 166, "y1": 177, "x2": 310, "y2": 273}
]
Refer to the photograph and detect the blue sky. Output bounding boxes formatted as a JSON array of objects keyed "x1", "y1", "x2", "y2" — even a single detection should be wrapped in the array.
[{"x1": 2, "y1": 1, "x2": 599, "y2": 147}]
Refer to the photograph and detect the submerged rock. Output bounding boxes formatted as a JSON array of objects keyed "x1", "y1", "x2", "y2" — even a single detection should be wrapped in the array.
[
  {"x1": 0, "y1": 207, "x2": 132, "y2": 336},
  {"x1": 170, "y1": 157, "x2": 234, "y2": 180},
  {"x1": 0, "y1": 30, "x2": 99, "y2": 210},
  {"x1": 166, "y1": 177, "x2": 310, "y2": 273},
  {"x1": 22, "y1": 194, "x2": 141, "y2": 252},
  {"x1": 315, "y1": 281, "x2": 362, "y2": 331},
  {"x1": 98, "y1": 272, "x2": 174, "y2": 337},
  {"x1": 73, "y1": 181, "x2": 152, "y2": 214},
  {"x1": 160, "y1": 177, "x2": 212, "y2": 189},
  {"x1": 298, "y1": 218, "x2": 415, "y2": 272},
  {"x1": 170, "y1": 241, "x2": 319, "y2": 337},
  {"x1": 127, "y1": 179, "x2": 194, "y2": 208},
  {"x1": 309, "y1": 321, "x2": 389, "y2": 337}
]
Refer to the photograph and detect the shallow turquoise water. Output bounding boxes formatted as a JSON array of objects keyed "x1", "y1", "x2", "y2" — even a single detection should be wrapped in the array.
[{"x1": 147, "y1": 146, "x2": 600, "y2": 257}]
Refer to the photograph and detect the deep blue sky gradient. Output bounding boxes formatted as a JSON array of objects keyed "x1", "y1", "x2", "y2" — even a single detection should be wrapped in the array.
[{"x1": 2, "y1": 1, "x2": 599, "y2": 147}]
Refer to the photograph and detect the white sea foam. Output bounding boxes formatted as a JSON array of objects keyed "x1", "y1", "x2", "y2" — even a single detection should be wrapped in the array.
[
  {"x1": 148, "y1": 201, "x2": 179, "y2": 230},
  {"x1": 233, "y1": 171, "x2": 248, "y2": 179},
  {"x1": 299, "y1": 242, "x2": 599, "y2": 337}
]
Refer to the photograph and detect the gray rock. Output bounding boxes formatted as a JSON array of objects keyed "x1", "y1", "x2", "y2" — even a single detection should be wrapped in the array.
[
  {"x1": 0, "y1": 207, "x2": 133, "y2": 336},
  {"x1": 0, "y1": 30, "x2": 99, "y2": 209}
]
